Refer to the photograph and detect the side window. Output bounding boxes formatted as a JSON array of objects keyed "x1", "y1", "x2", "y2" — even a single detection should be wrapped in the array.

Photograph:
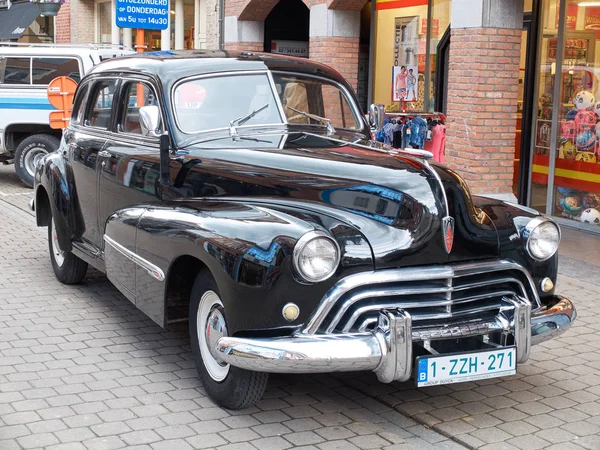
[
  {"x1": 71, "y1": 84, "x2": 90, "y2": 125},
  {"x1": 0, "y1": 57, "x2": 31, "y2": 85},
  {"x1": 85, "y1": 80, "x2": 118, "y2": 129},
  {"x1": 32, "y1": 58, "x2": 81, "y2": 84},
  {"x1": 120, "y1": 82, "x2": 161, "y2": 135}
]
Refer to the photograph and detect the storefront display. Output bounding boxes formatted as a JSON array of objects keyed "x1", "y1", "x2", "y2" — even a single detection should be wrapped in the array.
[{"x1": 529, "y1": 0, "x2": 600, "y2": 230}]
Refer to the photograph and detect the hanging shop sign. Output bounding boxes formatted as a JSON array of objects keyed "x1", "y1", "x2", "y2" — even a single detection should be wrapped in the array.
[
  {"x1": 584, "y1": 6, "x2": 600, "y2": 38},
  {"x1": 116, "y1": 0, "x2": 169, "y2": 30},
  {"x1": 556, "y1": 2, "x2": 578, "y2": 30}
]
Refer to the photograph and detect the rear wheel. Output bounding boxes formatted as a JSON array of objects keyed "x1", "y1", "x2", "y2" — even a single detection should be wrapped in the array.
[
  {"x1": 48, "y1": 216, "x2": 88, "y2": 285},
  {"x1": 189, "y1": 270, "x2": 268, "y2": 410},
  {"x1": 15, "y1": 134, "x2": 59, "y2": 188}
]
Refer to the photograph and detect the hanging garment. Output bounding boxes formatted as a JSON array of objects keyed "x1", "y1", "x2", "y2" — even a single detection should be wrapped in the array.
[
  {"x1": 392, "y1": 122, "x2": 404, "y2": 148},
  {"x1": 424, "y1": 124, "x2": 446, "y2": 163},
  {"x1": 409, "y1": 116, "x2": 428, "y2": 149}
]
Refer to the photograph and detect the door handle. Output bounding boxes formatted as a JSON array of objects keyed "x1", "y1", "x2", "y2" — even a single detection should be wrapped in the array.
[{"x1": 98, "y1": 150, "x2": 112, "y2": 158}]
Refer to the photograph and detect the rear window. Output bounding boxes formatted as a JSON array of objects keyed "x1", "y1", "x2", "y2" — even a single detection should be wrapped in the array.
[{"x1": 0, "y1": 57, "x2": 81, "y2": 85}]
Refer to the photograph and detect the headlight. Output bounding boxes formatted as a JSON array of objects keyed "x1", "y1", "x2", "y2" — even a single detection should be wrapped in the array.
[
  {"x1": 524, "y1": 218, "x2": 560, "y2": 261},
  {"x1": 293, "y1": 231, "x2": 340, "y2": 282}
]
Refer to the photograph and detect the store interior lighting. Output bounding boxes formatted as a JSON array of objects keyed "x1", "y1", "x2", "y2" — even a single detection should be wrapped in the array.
[{"x1": 578, "y1": 2, "x2": 600, "y2": 6}]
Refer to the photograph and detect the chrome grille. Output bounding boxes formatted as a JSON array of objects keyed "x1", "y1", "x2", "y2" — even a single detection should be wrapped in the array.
[{"x1": 302, "y1": 260, "x2": 540, "y2": 335}]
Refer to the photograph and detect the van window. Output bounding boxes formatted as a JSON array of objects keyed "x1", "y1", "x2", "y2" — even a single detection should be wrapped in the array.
[
  {"x1": 0, "y1": 58, "x2": 31, "y2": 85},
  {"x1": 32, "y1": 58, "x2": 81, "y2": 84}
]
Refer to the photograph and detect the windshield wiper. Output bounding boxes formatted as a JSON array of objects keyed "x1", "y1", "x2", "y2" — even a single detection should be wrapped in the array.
[
  {"x1": 229, "y1": 104, "x2": 269, "y2": 139},
  {"x1": 286, "y1": 106, "x2": 335, "y2": 136}
]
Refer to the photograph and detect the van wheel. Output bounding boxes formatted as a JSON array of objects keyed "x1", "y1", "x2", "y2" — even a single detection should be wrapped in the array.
[
  {"x1": 189, "y1": 270, "x2": 269, "y2": 410},
  {"x1": 15, "y1": 134, "x2": 59, "y2": 188},
  {"x1": 49, "y1": 215, "x2": 88, "y2": 285}
]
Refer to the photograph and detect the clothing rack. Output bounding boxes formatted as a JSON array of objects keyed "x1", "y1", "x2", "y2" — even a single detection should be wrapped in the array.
[
  {"x1": 385, "y1": 111, "x2": 447, "y2": 122},
  {"x1": 376, "y1": 110, "x2": 447, "y2": 163}
]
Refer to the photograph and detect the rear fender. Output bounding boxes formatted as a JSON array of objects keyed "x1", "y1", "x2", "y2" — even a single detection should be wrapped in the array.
[{"x1": 35, "y1": 146, "x2": 84, "y2": 251}]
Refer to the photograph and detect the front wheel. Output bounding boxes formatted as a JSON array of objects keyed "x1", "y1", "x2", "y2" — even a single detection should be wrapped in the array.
[
  {"x1": 15, "y1": 134, "x2": 60, "y2": 188},
  {"x1": 48, "y1": 216, "x2": 88, "y2": 285},
  {"x1": 189, "y1": 270, "x2": 268, "y2": 410}
]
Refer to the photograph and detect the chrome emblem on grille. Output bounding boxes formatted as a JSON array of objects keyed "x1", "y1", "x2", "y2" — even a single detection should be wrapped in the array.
[{"x1": 442, "y1": 216, "x2": 454, "y2": 254}]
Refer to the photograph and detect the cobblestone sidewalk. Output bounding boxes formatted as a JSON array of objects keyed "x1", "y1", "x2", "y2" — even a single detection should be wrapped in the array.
[
  {"x1": 1, "y1": 163, "x2": 599, "y2": 450},
  {"x1": 0, "y1": 178, "x2": 462, "y2": 450}
]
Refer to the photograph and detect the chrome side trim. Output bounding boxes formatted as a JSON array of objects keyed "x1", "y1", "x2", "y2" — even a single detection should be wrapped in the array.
[
  {"x1": 302, "y1": 259, "x2": 541, "y2": 335},
  {"x1": 103, "y1": 235, "x2": 165, "y2": 282}
]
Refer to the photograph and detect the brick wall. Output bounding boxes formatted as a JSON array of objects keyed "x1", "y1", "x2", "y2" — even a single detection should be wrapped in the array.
[
  {"x1": 224, "y1": 42, "x2": 263, "y2": 52},
  {"x1": 445, "y1": 28, "x2": 522, "y2": 196},
  {"x1": 69, "y1": 0, "x2": 95, "y2": 44},
  {"x1": 206, "y1": 0, "x2": 220, "y2": 49},
  {"x1": 55, "y1": 0, "x2": 71, "y2": 43},
  {"x1": 309, "y1": 37, "x2": 359, "y2": 91}
]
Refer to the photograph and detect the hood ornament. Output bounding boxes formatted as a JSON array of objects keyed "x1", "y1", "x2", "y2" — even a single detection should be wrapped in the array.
[{"x1": 442, "y1": 216, "x2": 454, "y2": 254}]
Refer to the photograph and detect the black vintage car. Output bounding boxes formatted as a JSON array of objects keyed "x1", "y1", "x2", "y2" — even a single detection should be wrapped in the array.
[{"x1": 32, "y1": 50, "x2": 575, "y2": 409}]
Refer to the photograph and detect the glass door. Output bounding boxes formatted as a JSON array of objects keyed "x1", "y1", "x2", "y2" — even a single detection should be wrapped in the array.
[{"x1": 529, "y1": 0, "x2": 560, "y2": 213}]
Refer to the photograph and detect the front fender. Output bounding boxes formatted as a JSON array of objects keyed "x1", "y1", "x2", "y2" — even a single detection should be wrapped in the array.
[
  {"x1": 473, "y1": 196, "x2": 559, "y2": 302},
  {"x1": 125, "y1": 199, "x2": 374, "y2": 334},
  {"x1": 35, "y1": 147, "x2": 84, "y2": 252}
]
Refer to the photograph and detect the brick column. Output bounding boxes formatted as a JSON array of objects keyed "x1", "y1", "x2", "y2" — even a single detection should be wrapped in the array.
[
  {"x1": 69, "y1": 0, "x2": 95, "y2": 44},
  {"x1": 55, "y1": 0, "x2": 71, "y2": 43},
  {"x1": 445, "y1": 0, "x2": 523, "y2": 201},
  {"x1": 308, "y1": 3, "x2": 361, "y2": 90}
]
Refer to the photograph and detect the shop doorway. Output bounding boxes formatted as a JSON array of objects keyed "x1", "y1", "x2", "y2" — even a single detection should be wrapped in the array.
[
  {"x1": 263, "y1": 0, "x2": 309, "y2": 58},
  {"x1": 515, "y1": 12, "x2": 539, "y2": 203}
]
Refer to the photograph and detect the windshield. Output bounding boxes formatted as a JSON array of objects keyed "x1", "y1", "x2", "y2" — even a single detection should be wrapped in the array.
[
  {"x1": 172, "y1": 72, "x2": 362, "y2": 135},
  {"x1": 173, "y1": 73, "x2": 283, "y2": 133},
  {"x1": 272, "y1": 73, "x2": 361, "y2": 131}
]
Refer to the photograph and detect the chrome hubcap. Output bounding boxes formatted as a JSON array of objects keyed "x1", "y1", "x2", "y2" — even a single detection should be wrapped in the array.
[
  {"x1": 197, "y1": 290, "x2": 230, "y2": 381},
  {"x1": 51, "y1": 219, "x2": 65, "y2": 268},
  {"x1": 206, "y1": 306, "x2": 228, "y2": 364},
  {"x1": 24, "y1": 147, "x2": 48, "y2": 178}
]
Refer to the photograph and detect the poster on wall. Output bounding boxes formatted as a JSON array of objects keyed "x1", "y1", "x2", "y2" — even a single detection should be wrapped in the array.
[
  {"x1": 394, "y1": 16, "x2": 420, "y2": 67},
  {"x1": 392, "y1": 65, "x2": 419, "y2": 102}
]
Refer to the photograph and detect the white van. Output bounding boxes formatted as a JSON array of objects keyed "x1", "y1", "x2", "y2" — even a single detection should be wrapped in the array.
[{"x1": 0, "y1": 43, "x2": 135, "y2": 186}]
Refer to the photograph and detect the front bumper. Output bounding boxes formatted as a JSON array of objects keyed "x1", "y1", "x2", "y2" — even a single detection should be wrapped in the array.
[{"x1": 215, "y1": 295, "x2": 575, "y2": 383}]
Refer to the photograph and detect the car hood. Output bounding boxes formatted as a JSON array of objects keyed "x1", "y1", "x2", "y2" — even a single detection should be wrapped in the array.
[{"x1": 171, "y1": 135, "x2": 499, "y2": 268}]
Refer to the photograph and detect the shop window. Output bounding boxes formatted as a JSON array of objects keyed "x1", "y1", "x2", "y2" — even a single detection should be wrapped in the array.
[
  {"x1": 530, "y1": 0, "x2": 600, "y2": 230},
  {"x1": 32, "y1": 58, "x2": 81, "y2": 85},
  {"x1": 0, "y1": 58, "x2": 31, "y2": 85}
]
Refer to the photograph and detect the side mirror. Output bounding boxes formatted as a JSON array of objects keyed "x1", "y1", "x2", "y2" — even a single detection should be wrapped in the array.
[
  {"x1": 368, "y1": 103, "x2": 386, "y2": 133},
  {"x1": 139, "y1": 105, "x2": 161, "y2": 137}
]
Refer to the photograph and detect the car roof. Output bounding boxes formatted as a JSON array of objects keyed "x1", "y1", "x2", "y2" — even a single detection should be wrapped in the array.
[{"x1": 86, "y1": 50, "x2": 349, "y2": 87}]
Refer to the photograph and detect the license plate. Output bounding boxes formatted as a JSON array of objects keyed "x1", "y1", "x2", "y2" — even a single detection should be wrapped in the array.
[{"x1": 416, "y1": 347, "x2": 516, "y2": 387}]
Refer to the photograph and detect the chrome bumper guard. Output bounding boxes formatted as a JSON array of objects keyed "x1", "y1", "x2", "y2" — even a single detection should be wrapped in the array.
[{"x1": 215, "y1": 295, "x2": 576, "y2": 382}]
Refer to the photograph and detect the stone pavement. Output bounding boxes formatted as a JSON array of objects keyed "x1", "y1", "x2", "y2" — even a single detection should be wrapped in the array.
[
  {"x1": 0, "y1": 164, "x2": 463, "y2": 450},
  {"x1": 1, "y1": 163, "x2": 600, "y2": 450}
]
